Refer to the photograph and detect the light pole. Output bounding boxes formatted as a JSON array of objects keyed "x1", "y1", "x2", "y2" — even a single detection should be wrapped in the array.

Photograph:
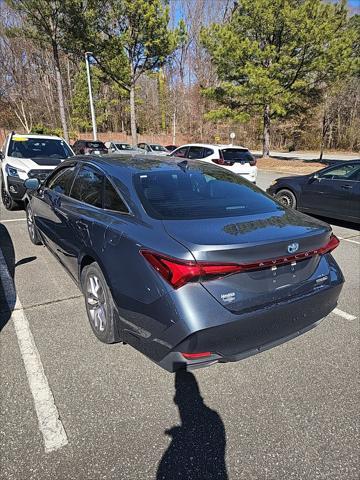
[{"x1": 85, "y1": 52, "x2": 97, "y2": 141}]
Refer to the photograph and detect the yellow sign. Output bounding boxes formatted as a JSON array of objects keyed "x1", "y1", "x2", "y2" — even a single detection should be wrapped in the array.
[{"x1": 12, "y1": 136, "x2": 28, "y2": 142}]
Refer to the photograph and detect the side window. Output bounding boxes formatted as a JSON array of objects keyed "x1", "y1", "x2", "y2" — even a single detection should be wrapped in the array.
[
  {"x1": 47, "y1": 166, "x2": 76, "y2": 196},
  {"x1": 172, "y1": 146, "x2": 188, "y2": 158},
  {"x1": 138, "y1": 143, "x2": 144, "y2": 149},
  {"x1": 203, "y1": 148, "x2": 214, "y2": 158},
  {"x1": 70, "y1": 165, "x2": 103, "y2": 208},
  {"x1": 320, "y1": 164, "x2": 359, "y2": 180},
  {"x1": 103, "y1": 179, "x2": 128, "y2": 213},
  {"x1": 349, "y1": 166, "x2": 360, "y2": 181},
  {"x1": 188, "y1": 146, "x2": 204, "y2": 159}
]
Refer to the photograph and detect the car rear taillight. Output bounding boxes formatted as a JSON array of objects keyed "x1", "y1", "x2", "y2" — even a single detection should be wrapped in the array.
[
  {"x1": 181, "y1": 352, "x2": 212, "y2": 360},
  {"x1": 249, "y1": 158, "x2": 257, "y2": 166},
  {"x1": 212, "y1": 158, "x2": 225, "y2": 165},
  {"x1": 141, "y1": 235, "x2": 339, "y2": 289}
]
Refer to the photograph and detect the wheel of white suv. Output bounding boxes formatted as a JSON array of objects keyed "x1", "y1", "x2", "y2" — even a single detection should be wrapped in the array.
[
  {"x1": 81, "y1": 262, "x2": 119, "y2": 344},
  {"x1": 1, "y1": 179, "x2": 18, "y2": 211},
  {"x1": 275, "y1": 189, "x2": 297, "y2": 209},
  {"x1": 26, "y1": 202, "x2": 42, "y2": 245}
]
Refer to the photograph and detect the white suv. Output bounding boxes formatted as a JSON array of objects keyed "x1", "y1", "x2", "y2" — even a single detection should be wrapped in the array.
[
  {"x1": 170, "y1": 144, "x2": 257, "y2": 183},
  {"x1": 0, "y1": 133, "x2": 74, "y2": 210}
]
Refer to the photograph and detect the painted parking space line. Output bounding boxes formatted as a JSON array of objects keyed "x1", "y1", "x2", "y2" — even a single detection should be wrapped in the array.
[
  {"x1": 0, "y1": 247, "x2": 68, "y2": 453},
  {"x1": 337, "y1": 236, "x2": 360, "y2": 246},
  {"x1": 333, "y1": 308, "x2": 357, "y2": 321},
  {"x1": 0, "y1": 218, "x2": 26, "y2": 223}
]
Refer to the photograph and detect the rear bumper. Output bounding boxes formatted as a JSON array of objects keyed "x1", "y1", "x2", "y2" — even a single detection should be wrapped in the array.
[{"x1": 158, "y1": 281, "x2": 343, "y2": 372}]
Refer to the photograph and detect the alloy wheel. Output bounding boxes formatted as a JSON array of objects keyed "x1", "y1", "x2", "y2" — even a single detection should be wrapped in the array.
[{"x1": 86, "y1": 275, "x2": 107, "y2": 332}]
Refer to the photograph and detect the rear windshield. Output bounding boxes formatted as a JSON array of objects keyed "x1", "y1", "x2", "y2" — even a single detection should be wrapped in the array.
[
  {"x1": 134, "y1": 166, "x2": 278, "y2": 220},
  {"x1": 8, "y1": 138, "x2": 73, "y2": 159},
  {"x1": 150, "y1": 144, "x2": 167, "y2": 152},
  {"x1": 85, "y1": 142, "x2": 106, "y2": 149},
  {"x1": 221, "y1": 148, "x2": 254, "y2": 163},
  {"x1": 115, "y1": 143, "x2": 132, "y2": 150}
]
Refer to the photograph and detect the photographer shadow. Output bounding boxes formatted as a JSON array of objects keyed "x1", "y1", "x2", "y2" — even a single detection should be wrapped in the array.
[{"x1": 157, "y1": 370, "x2": 228, "y2": 480}]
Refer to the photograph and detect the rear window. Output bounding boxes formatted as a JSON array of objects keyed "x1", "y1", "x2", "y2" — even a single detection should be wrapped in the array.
[
  {"x1": 115, "y1": 143, "x2": 132, "y2": 150},
  {"x1": 85, "y1": 142, "x2": 106, "y2": 149},
  {"x1": 221, "y1": 148, "x2": 254, "y2": 163},
  {"x1": 134, "y1": 166, "x2": 278, "y2": 220}
]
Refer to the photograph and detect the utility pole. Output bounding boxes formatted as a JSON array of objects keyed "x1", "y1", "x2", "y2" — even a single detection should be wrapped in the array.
[
  {"x1": 172, "y1": 110, "x2": 176, "y2": 145},
  {"x1": 85, "y1": 52, "x2": 97, "y2": 141}
]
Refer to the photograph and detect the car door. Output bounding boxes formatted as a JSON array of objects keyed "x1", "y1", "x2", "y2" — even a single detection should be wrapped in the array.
[
  {"x1": 300, "y1": 163, "x2": 359, "y2": 218},
  {"x1": 346, "y1": 166, "x2": 360, "y2": 222},
  {"x1": 33, "y1": 164, "x2": 78, "y2": 259}
]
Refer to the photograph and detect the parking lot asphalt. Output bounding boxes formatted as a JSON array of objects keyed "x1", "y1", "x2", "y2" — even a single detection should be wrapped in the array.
[{"x1": 0, "y1": 170, "x2": 359, "y2": 480}]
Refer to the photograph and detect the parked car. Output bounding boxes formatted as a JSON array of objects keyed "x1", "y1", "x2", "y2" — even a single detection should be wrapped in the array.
[
  {"x1": 137, "y1": 142, "x2": 169, "y2": 155},
  {"x1": 24, "y1": 155, "x2": 343, "y2": 372},
  {"x1": 266, "y1": 161, "x2": 360, "y2": 224},
  {"x1": 170, "y1": 144, "x2": 257, "y2": 183},
  {"x1": 0, "y1": 132, "x2": 74, "y2": 210},
  {"x1": 72, "y1": 140, "x2": 108, "y2": 155},
  {"x1": 165, "y1": 145, "x2": 178, "y2": 152},
  {"x1": 105, "y1": 141, "x2": 144, "y2": 153}
]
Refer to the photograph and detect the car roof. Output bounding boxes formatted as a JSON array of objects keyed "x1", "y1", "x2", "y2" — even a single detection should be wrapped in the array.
[
  {"x1": 176, "y1": 143, "x2": 248, "y2": 149},
  {"x1": 10, "y1": 133, "x2": 64, "y2": 141},
  {"x1": 67, "y1": 154, "x2": 214, "y2": 178}
]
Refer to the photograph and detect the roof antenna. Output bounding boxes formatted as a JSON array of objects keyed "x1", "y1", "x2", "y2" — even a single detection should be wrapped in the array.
[{"x1": 177, "y1": 160, "x2": 189, "y2": 172}]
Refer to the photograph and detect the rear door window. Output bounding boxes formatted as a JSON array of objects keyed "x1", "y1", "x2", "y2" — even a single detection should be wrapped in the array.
[
  {"x1": 187, "y1": 146, "x2": 204, "y2": 159},
  {"x1": 103, "y1": 178, "x2": 128, "y2": 213},
  {"x1": 70, "y1": 165, "x2": 104, "y2": 208}
]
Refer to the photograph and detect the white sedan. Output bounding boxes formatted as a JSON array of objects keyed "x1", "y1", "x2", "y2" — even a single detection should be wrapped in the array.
[{"x1": 170, "y1": 143, "x2": 257, "y2": 183}]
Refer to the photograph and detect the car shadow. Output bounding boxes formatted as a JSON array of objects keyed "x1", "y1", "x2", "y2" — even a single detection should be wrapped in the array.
[
  {"x1": 156, "y1": 370, "x2": 228, "y2": 480},
  {"x1": 0, "y1": 224, "x2": 36, "y2": 332}
]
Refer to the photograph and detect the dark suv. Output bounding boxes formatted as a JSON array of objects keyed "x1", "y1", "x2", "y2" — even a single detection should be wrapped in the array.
[{"x1": 72, "y1": 140, "x2": 108, "y2": 155}]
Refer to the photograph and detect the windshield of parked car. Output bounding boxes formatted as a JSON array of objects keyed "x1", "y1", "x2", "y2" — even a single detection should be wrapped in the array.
[
  {"x1": 8, "y1": 137, "x2": 73, "y2": 159},
  {"x1": 150, "y1": 144, "x2": 167, "y2": 152},
  {"x1": 221, "y1": 148, "x2": 254, "y2": 163},
  {"x1": 115, "y1": 143, "x2": 133, "y2": 150},
  {"x1": 134, "y1": 166, "x2": 278, "y2": 220}
]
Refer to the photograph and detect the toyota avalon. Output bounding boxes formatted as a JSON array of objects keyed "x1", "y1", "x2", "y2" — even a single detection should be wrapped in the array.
[{"x1": 23, "y1": 155, "x2": 344, "y2": 372}]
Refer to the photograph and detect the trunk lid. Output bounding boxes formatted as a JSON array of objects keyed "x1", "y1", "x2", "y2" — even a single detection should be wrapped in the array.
[{"x1": 163, "y1": 209, "x2": 332, "y2": 312}]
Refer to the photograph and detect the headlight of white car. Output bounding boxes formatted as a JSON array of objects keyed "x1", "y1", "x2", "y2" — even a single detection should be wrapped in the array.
[{"x1": 5, "y1": 164, "x2": 27, "y2": 179}]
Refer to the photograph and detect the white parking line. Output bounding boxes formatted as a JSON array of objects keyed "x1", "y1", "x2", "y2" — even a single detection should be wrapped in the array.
[
  {"x1": 333, "y1": 308, "x2": 357, "y2": 321},
  {"x1": 0, "y1": 218, "x2": 26, "y2": 223},
  {"x1": 0, "y1": 247, "x2": 68, "y2": 453},
  {"x1": 338, "y1": 236, "x2": 360, "y2": 245}
]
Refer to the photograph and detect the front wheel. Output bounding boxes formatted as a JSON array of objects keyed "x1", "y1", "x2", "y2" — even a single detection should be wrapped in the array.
[
  {"x1": 1, "y1": 181, "x2": 18, "y2": 211},
  {"x1": 275, "y1": 189, "x2": 297, "y2": 209},
  {"x1": 26, "y1": 202, "x2": 42, "y2": 245},
  {"x1": 81, "y1": 263, "x2": 118, "y2": 344}
]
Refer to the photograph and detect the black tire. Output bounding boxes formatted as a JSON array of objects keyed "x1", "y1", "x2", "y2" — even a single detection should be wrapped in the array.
[
  {"x1": 275, "y1": 189, "x2": 297, "y2": 209},
  {"x1": 81, "y1": 262, "x2": 118, "y2": 344},
  {"x1": 1, "y1": 180, "x2": 19, "y2": 211},
  {"x1": 26, "y1": 202, "x2": 42, "y2": 245}
]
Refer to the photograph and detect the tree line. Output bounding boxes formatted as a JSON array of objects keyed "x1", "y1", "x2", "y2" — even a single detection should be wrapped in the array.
[{"x1": 0, "y1": 0, "x2": 359, "y2": 156}]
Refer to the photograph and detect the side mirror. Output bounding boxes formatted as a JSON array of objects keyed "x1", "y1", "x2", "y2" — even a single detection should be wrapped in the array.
[
  {"x1": 309, "y1": 173, "x2": 319, "y2": 183},
  {"x1": 24, "y1": 178, "x2": 40, "y2": 191}
]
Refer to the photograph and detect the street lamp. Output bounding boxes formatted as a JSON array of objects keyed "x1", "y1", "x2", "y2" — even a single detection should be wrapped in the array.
[{"x1": 85, "y1": 52, "x2": 97, "y2": 141}]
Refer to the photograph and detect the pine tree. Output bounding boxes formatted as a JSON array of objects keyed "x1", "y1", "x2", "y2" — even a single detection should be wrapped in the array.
[{"x1": 201, "y1": 0, "x2": 354, "y2": 157}]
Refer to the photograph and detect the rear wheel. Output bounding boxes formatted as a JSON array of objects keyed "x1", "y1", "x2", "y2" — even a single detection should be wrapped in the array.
[
  {"x1": 26, "y1": 202, "x2": 42, "y2": 245},
  {"x1": 81, "y1": 263, "x2": 118, "y2": 344},
  {"x1": 275, "y1": 189, "x2": 297, "y2": 209},
  {"x1": 1, "y1": 180, "x2": 18, "y2": 210}
]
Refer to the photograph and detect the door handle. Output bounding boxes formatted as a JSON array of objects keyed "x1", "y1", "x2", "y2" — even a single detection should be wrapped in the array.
[{"x1": 341, "y1": 185, "x2": 352, "y2": 190}]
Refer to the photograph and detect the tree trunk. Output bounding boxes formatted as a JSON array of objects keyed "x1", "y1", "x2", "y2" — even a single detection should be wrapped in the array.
[
  {"x1": 52, "y1": 42, "x2": 69, "y2": 143},
  {"x1": 129, "y1": 82, "x2": 137, "y2": 146},
  {"x1": 263, "y1": 104, "x2": 270, "y2": 157}
]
